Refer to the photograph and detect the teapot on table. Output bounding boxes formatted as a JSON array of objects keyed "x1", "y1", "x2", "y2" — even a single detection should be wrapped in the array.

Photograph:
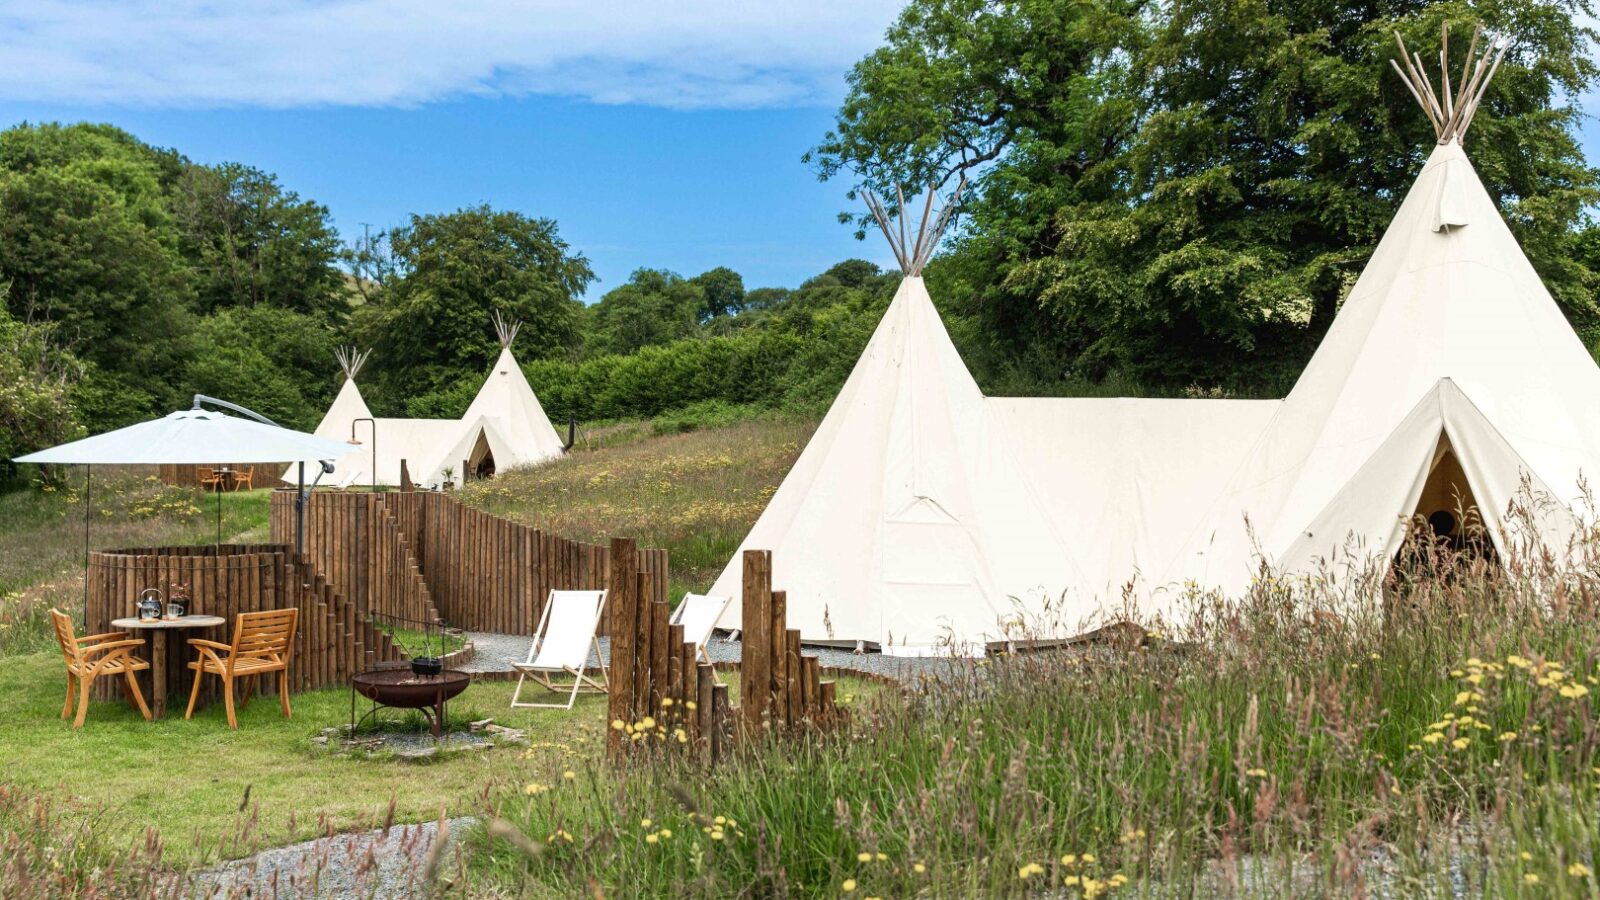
[{"x1": 137, "y1": 589, "x2": 163, "y2": 622}]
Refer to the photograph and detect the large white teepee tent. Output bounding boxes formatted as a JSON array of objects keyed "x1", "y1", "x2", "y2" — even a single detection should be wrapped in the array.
[
  {"x1": 285, "y1": 320, "x2": 568, "y2": 488},
  {"x1": 712, "y1": 26, "x2": 1600, "y2": 652}
]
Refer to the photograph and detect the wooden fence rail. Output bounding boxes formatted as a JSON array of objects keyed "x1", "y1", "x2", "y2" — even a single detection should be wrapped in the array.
[
  {"x1": 270, "y1": 489, "x2": 667, "y2": 636},
  {"x1": 86, "y1": 544, "x2": 404, "y2": 705},
  {"x1": 607, "y1": 547, "x2": 841, "y2": 765}
]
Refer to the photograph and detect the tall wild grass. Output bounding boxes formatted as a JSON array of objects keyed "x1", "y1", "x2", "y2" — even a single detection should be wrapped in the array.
[{"x1": 466, "y1": 522, "x2": 1600, "y2": 897}]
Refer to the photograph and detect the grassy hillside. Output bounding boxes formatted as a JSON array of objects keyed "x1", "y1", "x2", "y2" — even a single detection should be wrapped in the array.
[{"x1": 458, "y1": 414, "x2": 817, "y2": 599}]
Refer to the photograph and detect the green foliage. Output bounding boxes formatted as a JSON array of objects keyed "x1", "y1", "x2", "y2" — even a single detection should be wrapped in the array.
[
  {"x1": 171, "y1": 162, "x2": 346, "y2": 317},
  {"x1": 0, "y1": 122, "x2": 350, "y2": 432},
  {"x1": 585, "y1": 268, "x2": 706, "y2": 356},
  {"x1": 0, "y1": 302, "x2": 83, "y2": 483},
  {"x1": 183, "y1": 306, "x2": 340, "y2": 430},
  {"x1": 351, "y1": 205, "x2": 593, "y2": 405},
  {"x1": 813, "y1": 0, "x2": 1600, "y2": 390},
  {"x1": 0, "y1": 123, "x2": 193, "y2": 410}
]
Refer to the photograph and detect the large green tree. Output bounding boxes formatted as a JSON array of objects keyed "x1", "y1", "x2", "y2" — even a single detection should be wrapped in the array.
[
  {"x1": 0, "y1": 123, "x2": 194, "y2": 416},
  {"x1": 352, "y1": 206, "x2": 593, "y2": 402},
  {"x1": 172, "y1": 162, "x2": 346, "y2": 318},
  {"x1": 812, "y1": 0, "x2": 1600, "y2": 391},
  {"x1": 585, "y1": 269, "x2": 707, "y2": 356}
]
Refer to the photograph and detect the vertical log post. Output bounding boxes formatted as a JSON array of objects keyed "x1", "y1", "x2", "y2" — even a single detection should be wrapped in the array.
[
  {"x1": 711, "y1": 682, "x2": 730, "y2": 764},
  {"x1": 740, "y1": 550, "x2": 772, "y2": 736},
  {"x1": 607, "y1": 538, "x2": 638, "y2": 757},
  {"x1": 697, "y1": 663, "x2": 716, "y2": 762},
  {"x1": 769, "y1": 589, "x2": 787, "y2": 729},
  {"x1": 649, "y1": 589, "x2": 669, "y2": 715},
  {"x1": 786, "y1": 629, "x2": 803, "y2": 725}
]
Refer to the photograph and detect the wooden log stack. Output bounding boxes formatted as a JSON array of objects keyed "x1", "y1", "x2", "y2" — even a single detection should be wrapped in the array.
[
  {"x1": 607, "y1": 548, "x2": 843, "y2": 765},
  {"x1": 272, "y1": 489, "x2": 669, "y2": 637}
]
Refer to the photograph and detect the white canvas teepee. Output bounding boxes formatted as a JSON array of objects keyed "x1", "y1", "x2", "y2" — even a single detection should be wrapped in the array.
[
  {"x1": 1161, "y1": 32, "x2": 1600, "y2": 601},
  {"x1": 713, "y1": 26, "x2": 1600, "y2": 650},
  {"x1": 286, "y1": 321, "x2": 568, "y2": 489},
  {"x1": 419, "y1": 315, "x2": 567, "y2": 485}
]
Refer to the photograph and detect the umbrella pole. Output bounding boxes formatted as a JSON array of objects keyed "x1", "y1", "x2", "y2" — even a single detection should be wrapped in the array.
[
  {"x1": 81, "y1": 465, "x2": 91, "y2": 628},
  {"x1": 296, "y1": 462, "x2": 305, "y2": 556}
]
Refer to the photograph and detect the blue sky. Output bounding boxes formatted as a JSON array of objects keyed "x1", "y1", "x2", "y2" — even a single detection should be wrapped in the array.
[{"x1": 0, "y1": 2, "x2": 1595, "y2": 298}]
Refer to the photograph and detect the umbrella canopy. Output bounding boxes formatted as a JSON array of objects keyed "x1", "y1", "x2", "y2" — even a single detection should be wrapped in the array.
[{"x1": 14, "y1": 409, "x2": 357, "y2": 465}]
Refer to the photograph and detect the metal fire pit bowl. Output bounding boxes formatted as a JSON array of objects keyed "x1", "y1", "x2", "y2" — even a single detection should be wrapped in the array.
[{"x1": 350, "y1": 668, "x2": 471, "y2": 740}]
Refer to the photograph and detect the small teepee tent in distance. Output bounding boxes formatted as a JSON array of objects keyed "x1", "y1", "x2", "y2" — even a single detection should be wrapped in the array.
[{"x1": 285, "y1": 315, "x2": 569, "y2": 489}]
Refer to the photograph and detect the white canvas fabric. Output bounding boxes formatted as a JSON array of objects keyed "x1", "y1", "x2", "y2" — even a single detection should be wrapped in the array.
[
  {"x1": 527, "y1": 590, "x2": 606, "y2": 672},
  {"x1": 710, "y1": 277, "x2": 1087, "y2": 651},
  {"x1": 712, "y1": 138, "x2": 1600, "y2": 650},
  {"x1": 1165, "y1": 141, "x2": 1600, "y2": 598},
  {"x1": 284, "y1": 345, "x2": 566, "y2": 488},
  {"x1": 671, "y1": 593, "x2": 731, "y2": 648},
  {"x1": 15, "y1": 408, "x2": 355, "y2": 466},
  {"x1": 457, "y1": 347, "x2": 567, "y2": 469}
]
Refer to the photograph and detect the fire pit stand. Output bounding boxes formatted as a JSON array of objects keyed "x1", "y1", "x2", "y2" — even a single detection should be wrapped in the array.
[{"x1": 350, "y1": 666, "x2": 472, "y2": 740}]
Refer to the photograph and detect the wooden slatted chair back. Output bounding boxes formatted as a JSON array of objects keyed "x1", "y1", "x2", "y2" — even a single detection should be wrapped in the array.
[
  {"x1": 49, "y1": 609, "x2": 81, "y2": 665},
  {"x1": 229, "y1": 609, "x2": 299, "y2": 669}
]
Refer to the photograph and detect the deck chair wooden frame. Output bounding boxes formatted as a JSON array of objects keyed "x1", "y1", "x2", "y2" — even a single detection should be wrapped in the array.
[
  {"x1": 50, "y1": 609, "x2": 151, "y2": 728},
  {"x1": 230, "y1": 465, "x2": 254, "y2": 491},
  {"x1": 185, "y1": 608, "x2": 299, "y2": 728},
  {"x1": 510, "y1": 589, "x2": 609, "y2": 710},
  {"x1": 670, "y1": 592, "x2": 731, "y2": 683}
]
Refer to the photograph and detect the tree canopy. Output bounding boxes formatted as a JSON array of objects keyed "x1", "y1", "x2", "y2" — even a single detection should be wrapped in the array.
[{"x1": 811, "y1": 0, "x2": 1600, "y2": 390}]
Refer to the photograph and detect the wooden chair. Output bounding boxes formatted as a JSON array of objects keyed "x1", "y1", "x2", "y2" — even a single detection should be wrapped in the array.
[
  {"x1": 230, "y1": 465, "x2": 254, "y2": 491},
  {"x1": 197, "y1": 466, "x2": 225, "y2": 491},
  {"x1": 50, "y1": 609, "x2": 151, "y2": 728},
  {"x1": 185, "y1": 609, "x2": 299, "y2": 728}
]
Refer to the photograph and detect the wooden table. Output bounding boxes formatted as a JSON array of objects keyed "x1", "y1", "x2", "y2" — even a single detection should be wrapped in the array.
[{"x1": 111, "y1": 616, "x2": 227, "y2": 718}]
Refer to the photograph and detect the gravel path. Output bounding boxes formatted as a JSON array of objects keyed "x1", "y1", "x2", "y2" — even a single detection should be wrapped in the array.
[
  {"x1": 462, "y1": 631, "x2": 964, "y2": 682},
  {"x1": 191, "y1": 816, "x2": 475, "y2": 899}
]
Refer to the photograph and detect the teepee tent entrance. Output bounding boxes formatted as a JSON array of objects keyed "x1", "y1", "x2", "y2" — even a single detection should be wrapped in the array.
[{"x1": 1411, "y1": 434, "x2": 1488, "y2": 552}]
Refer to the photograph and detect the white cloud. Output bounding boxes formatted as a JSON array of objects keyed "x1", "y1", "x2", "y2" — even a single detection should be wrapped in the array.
[{"x1": 0, "y1": 1, "x2": 905, "y2": 109}]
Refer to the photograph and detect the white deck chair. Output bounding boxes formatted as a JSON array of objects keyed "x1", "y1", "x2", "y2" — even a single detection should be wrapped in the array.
[
  {"x1": 510, "y1": 589, "x2": 609, "y2": 710},
  {"x1": 671, "y1": 592, "x2": 731, "y2": 681}
]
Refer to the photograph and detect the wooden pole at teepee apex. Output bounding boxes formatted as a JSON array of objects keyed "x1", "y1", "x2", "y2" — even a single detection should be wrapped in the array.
[{"x1": 1391, "y1": 24, "x2": 1507, "y2": 146}]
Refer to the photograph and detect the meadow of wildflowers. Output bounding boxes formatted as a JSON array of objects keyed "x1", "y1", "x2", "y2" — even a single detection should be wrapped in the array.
[{"x1": 464, "y1": 511, "x2": 1600, "y2": 897}]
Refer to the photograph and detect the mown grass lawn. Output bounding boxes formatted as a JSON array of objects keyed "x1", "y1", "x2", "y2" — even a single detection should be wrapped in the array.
[{"x1": 0, "y1": 647, "x2": 610, "y2": 867}]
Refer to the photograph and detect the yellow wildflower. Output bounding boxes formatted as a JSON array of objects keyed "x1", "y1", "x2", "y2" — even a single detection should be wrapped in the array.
[
  {"x1": 1422, "y1": 732, "x2": 1445, "y2": 744},
  {"x1": 659, "y1": 829, "x2": 673, "y2": 838},
  {"x1": 1246, "y1": 768, "x2": 1268, "y2": 778},
  {"x1": 1499, "y1": 732, "x2": 1518, "y2": 742},
  {"x1": 913, "y1": 862, "x2": 926, "y2": 874},
  {"x1": 1452, "y1": 737, "x2": 1470, "y2": 750},
  {"x1": 562, "y1": 770, "x2": 576, "y2": 780},
  {"x1": 645, "y1": 833, "x2": 659, "y2": 844},
  {"x1": 1018, "y1": 862, "x2": 1045, "y2": 879},
  {"x1": 857, "y1": 852, "x2": 872, "y2": 863},
  {"x1": 524, "y1": 783, "x2": 549, "y2": 795},
  {"x1": 841, "y1": 879, "x2": 857, "y2": 893},
  {"x1": 1521, "y1": 852, "x2": 1534, "y2": 861},
  {"x1": 1525, "y1": 873, "x2": 1540, "y2": 885},
  {"x1": 641, "y1": 818, "x2": 652, "y2": 828},
  {"x1": 1561, "y1": 684, "x2": 1590, "y2": 699},
  {"x1": 1571, "y1": 863, "x2": 1593, "y2": 877},
  {"x1": 1061, "y1": 854, "x2": 1077, "y2": 866}
]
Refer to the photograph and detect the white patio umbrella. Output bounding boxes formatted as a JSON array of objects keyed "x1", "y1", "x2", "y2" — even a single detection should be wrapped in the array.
[{"x1": 14, "y1": 396, "x2": 360, "y2": 617}]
